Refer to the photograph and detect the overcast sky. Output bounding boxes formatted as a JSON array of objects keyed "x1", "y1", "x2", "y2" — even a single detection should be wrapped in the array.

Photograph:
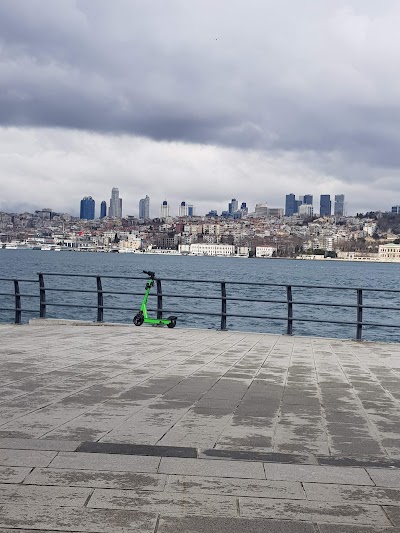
[{"x1": 1, "y1": 0, "x2": 400, "y2": 217}]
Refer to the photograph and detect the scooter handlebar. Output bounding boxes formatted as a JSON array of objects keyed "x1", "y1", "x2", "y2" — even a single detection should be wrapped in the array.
[{"x1": 143, "y1": 270, "x2": 156, "y2": 279}]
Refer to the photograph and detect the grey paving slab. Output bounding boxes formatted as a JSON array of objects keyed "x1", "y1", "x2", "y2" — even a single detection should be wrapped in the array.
[
  {"x1": 166, "y1": 474, "x2": 306, "y2": 499},
  {"x1": 0, "y1": 448, "x2": 57, "y2": 467},
  {"x1": 157, "y1": 516, "x2": 316, "y2": 532},
  {"x1": 49, "y1": 451, "x2": 161, "y2": 473},
  {"x1": 383, "y1": 505, "x2": 400, "y2": 526},
  {"x1": 263, "y1": 463, "x2": 374, "y2": 485},
  {"x1": 0, "y1": 482, "x2": 91, "y2": 507},
  {"x1": 88, "y1": 487, "x2": 237, "y2": 517},
  {"x1": 0, "y1": 437, "x2": 81, "y2": 452},
  {"x1": 317, "y1": 525, "x2": 400, "y2": 533},
  {"x1": 0, "y1": 466, "x2": 32, "y2": 484},
  {"x1": 0, "y1": 503, "x2": 157, "y2": 532},
  {"x1": 24, "y1": 467, "x2": 167, "y2": 491},
  {"x1": 1, "y1": 325, "x2": 400, "y2": 461},
  {"x1": 304, "y1": 482, "x2": 400, "y2": 506},
  {"x1": 367, "y1": 467, "x2": 400, "y2": 488},
  {"x1": 158, "y1": 457, "x2": 266, "y2": 479},
  {"x1": 239, "y1": 497, "x2": 391, "y2": 526}
]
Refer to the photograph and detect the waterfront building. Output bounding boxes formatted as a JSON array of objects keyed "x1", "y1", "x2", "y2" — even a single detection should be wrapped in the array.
[
  {"x1": 379, "y1": 243, "x2": 400, "y2": 261},
  {"x1": 100, "y1": 201, "x2": 107, "y2": 219},
  {"x1": 285, "y1": 194, "x2": 297, "y2": 216},
  {"x1": 139, "y1": 195, "x2": 150, "y2": 220},
  {"x1": 80, "y1": 196, "x2": 95, "y2": 220},
  {"x1": 320, "y1": 195, "x2": 331, "y2": 216},
  {"x1": 256, "y1": 246, "x2": 276, "y2": 258},
  {"x1": 189, "y1": 243, "x2": 235, "y2": 256},
  {"x1": 160, "y1": 200, "x2": 170, "y2": 219},
  {"x1": 334, "y1": 194, "x2": 345, "y2": 216},
  {"x1": 109, "y1": 188, "x2": 122, "y2": 218}
]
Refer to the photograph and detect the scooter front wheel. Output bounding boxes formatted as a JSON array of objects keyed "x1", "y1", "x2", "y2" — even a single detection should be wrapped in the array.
[
  {"x1": 167, "y1": 319, "x2": 177, "y2": 329},
  {"x1": 133, "y1": 313, "x2": 144, "y2": 326}
]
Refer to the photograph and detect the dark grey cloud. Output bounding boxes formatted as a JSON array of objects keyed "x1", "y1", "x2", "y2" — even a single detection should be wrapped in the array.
[
  {"x1": 1, "y1": 0, "x2": 400, "y2": 168},
  {"x1": 1, "y1": 0, "x2": 400, "y2": 217}
]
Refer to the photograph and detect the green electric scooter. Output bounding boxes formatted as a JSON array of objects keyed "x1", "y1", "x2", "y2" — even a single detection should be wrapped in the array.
[{"x1": 133, "y1": 270, "x2": 177, "y2": 328}]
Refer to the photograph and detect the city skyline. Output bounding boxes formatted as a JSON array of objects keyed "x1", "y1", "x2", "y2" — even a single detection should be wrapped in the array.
[
  {"x1": 1, "y1": 3, "x2": 400, "y2": 216},
  {"x1": 58, "y1": 189, "x2": 400, "y2": 220}
]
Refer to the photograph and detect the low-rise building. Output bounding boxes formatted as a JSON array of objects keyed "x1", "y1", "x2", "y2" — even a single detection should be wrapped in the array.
[{"x1": 379, "y1": 243, "x2": 400, "y2": 261}]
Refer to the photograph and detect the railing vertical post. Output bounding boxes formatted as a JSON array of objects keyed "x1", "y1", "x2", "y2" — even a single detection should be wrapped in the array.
[
  {"x1": 96, "y1": 276, "x2": 103, "y2": 322},
  {"x1": 221, "y1": 282, "x2": 227, "y2": 330},
  {"x1": 156, "y1": 279, "x2": 162, "y2": 319},
  {"x1": 13, "y1": 280, "x2": 21, "y2": 324},
  {"x1": 38, "y1": 273, "x2": 46, "y2": 319},
  {"x1": 356, "y1": 288, "x2": 363, "y2": 341},
  {"x1": 286, "y1": 285, "x2": 293, "y2": 335}
]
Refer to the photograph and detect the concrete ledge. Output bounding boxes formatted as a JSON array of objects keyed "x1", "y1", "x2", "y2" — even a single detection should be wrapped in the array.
[{"x1": 29, "y1": 318, "x2": 132, "y2": 326}]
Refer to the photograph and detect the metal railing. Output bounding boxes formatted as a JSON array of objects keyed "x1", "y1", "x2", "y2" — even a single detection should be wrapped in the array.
[{"x1": 1, "y1": 272, "x2": 400, "y2": 341}]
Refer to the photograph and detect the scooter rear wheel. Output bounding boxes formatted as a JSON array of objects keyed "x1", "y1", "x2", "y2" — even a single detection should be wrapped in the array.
[{"x1": 133, "y1": 313, "x2": 144, "y2": 326}]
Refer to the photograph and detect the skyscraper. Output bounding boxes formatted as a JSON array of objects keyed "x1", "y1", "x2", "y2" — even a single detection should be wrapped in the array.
[
  {"x1": 80, "y1": 196, "x2": 95, "y2": 220},
  {"x1": 285, "y1": 194, "x2": 296, "y2": 216},
  {"x1": 334, "y1": 194, "x2": 345, "y2": 216},
  {"x1": 100, "y1": 201, "x2": 107, "y2": 219},
  {"x1": 109, "y1": 187, "x2": 122, "y2": 218},
  {"x1": 228, "y1": 198, "x2": 238, "y2": 214},
  {"x1": 179, "y1": 201, "x2": 188, "y2": 217},
  {"x1": 139, "y1": 195, "x2": 150, "y2": 220},
  {"x1": 303, "y1": 194, "x2": 313, "y2": 205},
  {"x1": 320, "y1": 195, "x2": 331, "y2": 216},
  {"x1": 187, "y1": 205, "x2": 194, "y2": 217},
  {"x1": 160, "y1": 200, "x2": 170, "y2": 219}
]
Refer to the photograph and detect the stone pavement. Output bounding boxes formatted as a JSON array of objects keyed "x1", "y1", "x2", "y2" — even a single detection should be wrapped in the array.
[{"x1": 0, "y1": 322, "x2": 399, "y2": 531}]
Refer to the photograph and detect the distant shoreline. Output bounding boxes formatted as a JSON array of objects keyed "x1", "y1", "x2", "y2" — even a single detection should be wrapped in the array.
[{"x1": 1, "y1": 248, "x2": 400, "y2": 263}]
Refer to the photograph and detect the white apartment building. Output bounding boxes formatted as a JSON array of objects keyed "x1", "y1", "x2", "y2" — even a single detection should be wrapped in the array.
[
  {"x1": 379, "y1": 243, "x2": 400, "y2": 261},
  {"x1": 298, "y1": 204, "x2": 313, "y2": 217},
  {"x1": 256, "y1": 246, "x2": 276, "y2": 258},
  {"x1": 189, "y1": 243, "x2": 235, "y2": 256}
]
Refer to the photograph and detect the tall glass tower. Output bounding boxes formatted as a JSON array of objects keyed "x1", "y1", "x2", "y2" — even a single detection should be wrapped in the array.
[
  {"x1": 100, "y1": 201, "x2": 107, "y2": 218},
  {"x1": 80, "y1": 196, "x2": 95, "y2": 220},
  {"x1": 109, "y1": 188, "x2": 122, "y2": 218},
  {"x1": 160, "y1": 200, "x2": 170, "y2": 219},
  {"x1": 228, "y1": 198, "x2": 238, "y2": 214},
  {"x1": 139, "y1": 195, "x2": 150, "y2": 219},
  {"x1": 285, "y1": 194, "x2": 296, "y2": 216},
  {"x1": 303, "y1": 194, "x2": 313, "y2": 205},
  {"x1": 334, "y1": 194, "x2": 345, "y2": 216},
  {"x1": 320, "y1": 195, "x2": 331, "y2": 216}
]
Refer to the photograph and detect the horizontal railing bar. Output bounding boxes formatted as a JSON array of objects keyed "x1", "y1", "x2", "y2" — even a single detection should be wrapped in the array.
[
  {"x1": 44, "y1": 288, "x2": 100, "y2": 294},
  {"x1": 361, "y1": 304, "x2": 400, "y2": 312},
  {"x1": 360, "y1": 321, "x2": 400, "y2": 329},
  {"x1": 0, "y1": 293, "x2": 39, "y2": 299},
  {"x1": 0, "y1": 278, "x2": 38, "y2": 283},
  {"x1": 158, "y1": 293, "x2": 360, "y2": 308},
  {"x1": 43, "y1": 302, "x2": 99, "y2": 309},
  {"x1": 35, "y1": 272, "x2": 400, "y2": 293}
]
